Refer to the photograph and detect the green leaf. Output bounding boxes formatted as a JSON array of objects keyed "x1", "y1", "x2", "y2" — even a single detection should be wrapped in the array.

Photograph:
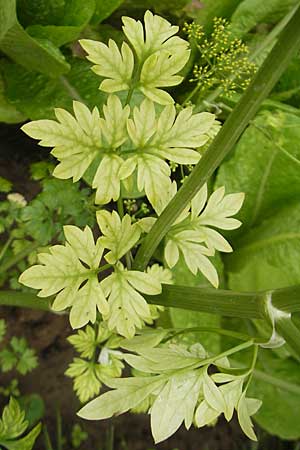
[
  {"x1": 226, "y1": 203, "x2": 300, "y2": 291},
  {"x1": 92, "y1": 0, "x2": 124, "y2": 24},
  {"x1": 0, "y1": 74, "x2": 25, "y2": 124},
  {"x1": 18, "y1": 394, "x2": 45, "y2": 428},
  {"x1": 11, "y1": 338, "x2": 38, "y2": 375},
  {"x1": 0, "y1": 398, "x2": 27, "y2": 440},
  {"x1": 1, "y1": 58, "x2": 106, "y2": 120},
  {"x1": 19, "y1": 226, "x2": 108, "y2": 329},
  {"x1": 21, "y1": 178, "x2": 95, "y2": 245},
  {"x1": 26, "y1": 0, "x2": 96, "y2": 47},
  {"x1": 231, "y1": 0, "x2": 300, "y2": 36},
  {"x1": 215, "y1": 111, "x2": 300, "y2": 237},
  {"x1": 194, "y1": 0, "x2": 243, "y2": 29},
  {"x1": 0, "y1": 319, "x2": 6, "y2": 341},
  {"x1": 16, "y1": 0, "x2": 66, "y2": 27},
  {"x1": 0, "y1": 0, "x2": 69, "y2": 76},
  {"x1": 250, "y1": 350, "x2": 300, "y2": 439},
  {"x1": 3, "y1": 423, "x2": 41, "y2": 450}
]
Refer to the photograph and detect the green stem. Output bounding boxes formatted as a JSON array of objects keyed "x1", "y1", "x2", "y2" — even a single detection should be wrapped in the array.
[
  {"x1": 60, "y1": 76, "x2": 85, "y2": 103},
  {"x1": 244, "y1": 344, "x2": 258, "y2": 392},
  {"x1": 96, "y1": 263, "x2": 113, "y2": 274},
  {"x1": 276, "y1": 316, "x2": 300, "y2": 360},
  {"x1": 0, "y1": 235, "x2": 14, "y2": 262},
  {"x1": 117, "y1": 196, "x2": 132, "y2": 269},
  {"x1": 200, "y1": 340, "x2": 254, "y2": 368},
  {"x1": 0, "y1": 242, "x2": 40, "y2": 274},
  {"x1": 4, "y1": 283, "x2": 300, "y2": 317},
  {"x1": 0, "y1": 290, "x2": 51, "y2": 311},
  {"x1": 250, "y1": 4, "x2": 299, "y2": 63},
  {"x1": 133, "y1": 5, "x2": 300, "y2": 271},
  {"x1": 145, "y1": 284, "x2": 265, "y2": 319}
]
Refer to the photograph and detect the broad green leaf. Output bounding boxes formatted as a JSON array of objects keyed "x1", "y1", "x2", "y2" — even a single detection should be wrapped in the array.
[
  {"x1": 1, "y1": 58, "x2": 106, "y2": 120},
  {"x1": 249, "y1": 350, "x2": 300, "y2": 439},
  {"x1": 26, "y1": 0, "x2": 95, "y2": 47},
  {"x1": 216, "y1": 111, "x2": 300, "y2": 237},
  {"x1": 78, "y1": 376, "x2": 165, "y2": 419},
  {"x1": 16, "y1": 0, "x2": 66, "y2": 27},
  {"x1": 101, "y1": 265, "x2": 160, "y2": 338},
  {"x1": 80, "y1": 38, "x2": 134, "y2": 93},
  {"x1": 92, "y1": 0, "x2": 124, "y2": 24},
  {"x1": 18, "y1": 394, "x2": 45, "y2": 428},
  {"x1": 227, "y1": 203, "x2": 300, "y2": 291},
  {"x1": 0, "y1": 0, "x2": 69, "y2": 76},
  {"x1": 97, "y1": 211, "x2": 141, "y2": 264},
  {"x1": 231, "y1": 0, "x2": 299, "y2": 36},
  {"x1": 150, "y1": 370, "x2": 202, "y2": 443},
  {"x1": 194, "y1": 0, "x2": 243, "y2": 28},
  {"x1": 19, "y1": 226, "x2": 108, "y2": 329},
  {"x1": 0, "y1": 74, "x2": 25, "y2": 123}
]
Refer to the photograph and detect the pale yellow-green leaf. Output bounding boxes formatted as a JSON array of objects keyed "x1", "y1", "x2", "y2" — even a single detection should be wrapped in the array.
[
  {"x1": 122, "y1": 10, "x2": 185, "y2": 60},
  {"x1": 195, "y1": 400, "x2": 220, "y2": 428},
  {"x1": 102, "y1": 267, "x2": 154, "y2": 338},
  {"x1": 197, "y1": 187, "x2": 245, "y2": 230},
  {"x1": 19, "y1": 226, "x2": 108, "y2": 329},
  {"x1": 97, "y1": 211, "x2": 141, "y2": 263},
  {"x1": 140, "y1": 50, "x2": 190, "y2": 105},
  {"x1": 237, "y1": 393, "x2": 258, "y2": 441},
  {"x1": 80, "y1": 39, "x2": 134, "y2": 93},
  {"x1": 21, "y1": 102, "x2": 101, "y2": 182},
  {"x1": 93, "y1": 154, "x2": 124, "y2": 204},
  {"x1": 203, "y1": 371, "x2": 226, "y2": 413}
]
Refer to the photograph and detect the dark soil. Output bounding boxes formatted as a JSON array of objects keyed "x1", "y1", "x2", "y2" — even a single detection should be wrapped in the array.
[{"x1": 0, "y1": 124, "x2": 297, "y2": 450}]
